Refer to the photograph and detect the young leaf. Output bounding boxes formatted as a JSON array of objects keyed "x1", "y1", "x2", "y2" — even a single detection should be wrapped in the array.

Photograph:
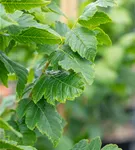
[
  {"x1": 0, "y1": 140, "x2": 37, "y2": 150},
  {"x1": 17, "y1": 99, "x2": 63, "y2": 147},
  {"x1": 0, "y1": 0, "x2": 50, "y2": 13},
  {"x1": 66, "y1": 27, "x2": 97, "y2": 61},
  {"x1": 32, "y1": 72, "x2": 85, "y2": 105},
  {"x1": 0, "y1": 118, "x2": 22, "y2": 138},
  {"x1": 11, "y1": 26, "x2": 62, "y2": 44},
  {"x1": 0, "y1": 51, "x2": 28, "y2": 98}
]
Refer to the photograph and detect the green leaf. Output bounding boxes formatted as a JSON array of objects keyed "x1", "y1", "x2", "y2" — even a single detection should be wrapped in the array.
[
  {"x1": 0, "y1": 60, "x2": 8, "y2": 86},
  {"x1": 32, "y1": 72, "x2": 85, "y2": 104},
  {"x1": 94, "y1": 27, "x2": 112, "y2": 46},
  {"x1": 0, "y1": 118, "x2": 22, "y2": 138},
  {"x1": 66, "y1": 27, "x2": 97, "y2": 61},
  {"x1": 55, "y1": 21, "x2": 70, "y2": 37},
  {"x1": 0, "y1": 51, "x2": 28, "y2": 98},
  {"x1": 88, "y1": 137, "x2": 101, "y2": 150},
  {"x1": 11, "y1": 26, "x2": 63, "y2": 44},
  {"x1": 78, "y1": 11, "x2": 111, "y2": 28},
  {"x1": 47, "y1": 1, "x2": 65, "y2": 16},
  {"x1": 71, "y1": 139, "x2": 89, "y2": 150},
  {"x1": 0, "y1": 140, "x2": 37, "y2": 150},
  {"x1": 97, "y1": 0, "x2": 117, "y2": 7},
  {"x1": 17, "y1": 99, "x2": 63, "y2": 146},
  {"x1": 78, "y1": 0, "x2": 116, "y2": 28},
  {"x1": 6, "y1": 120, "x2": 36, "y2": 146},
  {"x1": 37, "y1": 44, "x2": 58, "y2": 55},
  {"x1": 0, "y1": 4, "x2": 18, "y2": 30},
  {"x1": 56, "y1": 46, "x2": 95, "y2": 85},
  {"x1": 5, "y1": 39, "x2": 16, "y2": 54},
  {"x1": 102, "y1": 144, "x2": 122, "y2": 150},
  {"x1": 1, "y1": 0, "x2": 50, "y2": 13}
]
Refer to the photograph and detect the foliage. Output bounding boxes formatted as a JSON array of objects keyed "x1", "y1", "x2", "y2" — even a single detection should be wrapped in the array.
[{"x1": 0, "y1": 0, "x2": 121, "y2": 149}]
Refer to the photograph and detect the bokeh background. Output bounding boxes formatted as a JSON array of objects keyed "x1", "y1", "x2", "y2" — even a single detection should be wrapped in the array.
[{"x1": 0, "y1": 0, "x2": 135, "y2": 150}]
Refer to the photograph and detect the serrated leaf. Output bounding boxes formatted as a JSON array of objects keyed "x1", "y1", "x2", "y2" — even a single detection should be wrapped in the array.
[
  {"x1": 0, "y1": 4, "x2": 18, "y2": 30},
  {"x1": 66, "y1": 27, "x2": 97, "y2": 61},
  {"x1": 55, "y1": 46, "x2": 95, "y2": 85},
  {"x1": 0, "y1": 51, "x2": 28, "y2": 98},
  {"x1": 0, "y1": 140, "x2": 37, "y2": 150},
  {"x1": 78, "y1": 11, "x2": 111, "y2": 28},
  {"x1": 88, "y1": 137, "x2": 101, "y2": 150},
  {"x1": 1, "y1": 0, "x2": 50, "y2": 13},
  {"x1": 94, "y1": 27, "x2": 112, "y2": 46},
  {"x1": 17, "y1": 99, "x2": 63, "y2": 146},
  {"x1": 11, "y1": 26, "x2": 62, "y2": 44},
  {"x1": 71, "y1": 139, "x2": 89, "y2": 150},
  {"x1": 78, "y1": 0, "x2": 116, "y2": 28},
  {"x1": 0, "y1": 60, "x2": 8, "y2": 86},
  {"x1": 0, "y1": 118, "x2": 22, "y2": 138},
  {"x1": 102, "y1": 144, "x2": 122, "y2": 150},
  {"x1": 55, "y1": 21, "x2": 70, "y2": 37},
  {"x1": 32, "y1": 72, "x2": 85, "y2": 104}
]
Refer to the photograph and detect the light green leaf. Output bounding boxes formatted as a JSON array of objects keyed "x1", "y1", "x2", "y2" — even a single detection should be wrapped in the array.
[
  {"x1": 78, "y1": 0, "x2": 116, "y2": 28},
  {"x1": 102, "y1": 144, "x2": 122, "y2": 150},
  {"x1": 88, "y1": 137, "x2": 101, "y2": 150},
  {"x1": 94, "y1": 27, "x2": 112, "y2": 46},
  {"x1": 0, "y1": 140, "x2": 37, "y2": 150},
  {"x1": 0, "y1": 4, "x2": 18, "y2": 30},
  {"x1": 66, "y1": 27, "x2": 97, "y2": 61},
  {"x1": 55, "y1": 21, "x2": 70, "y2": 37},
  {"x1": 0, "y1": 60, "x2": 8, "y2": 86},
  {"x1": 71, "y1": 139, "x2": 89, "y2": 150},
  {"x1": 37, "y1": 44, "x2": 58, "y2": 55},
  {"x1": 47, "y1": 1, "x2": 65, "y2": 16},
  {"x1": 11, "y1": 26, "x2": 63, "y2": 44},
  {"x1": 0, "y1": 118, "x2": 22, "y2": 138},
  {"x1": 17, "y1": 99, "x2": 63, "y2": 146},
  {"x1": 97, "y1": 0, "x2": 117, "y2": 7},
  {"x1": 32, "y1": 72, "x2": 85, "y2": 104},
  {"x1": 1, "y1": 0, "x2": 50, "y2": 12},
  {"x1": 57, "y1": 46, "x2": 95, "y2": 85},
  {"x1": 79, "y1": 11, "x2": 111, "y2": 28},
  {"x1": 0, "y1": 51, "x2": 28, "y2": 98}
]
